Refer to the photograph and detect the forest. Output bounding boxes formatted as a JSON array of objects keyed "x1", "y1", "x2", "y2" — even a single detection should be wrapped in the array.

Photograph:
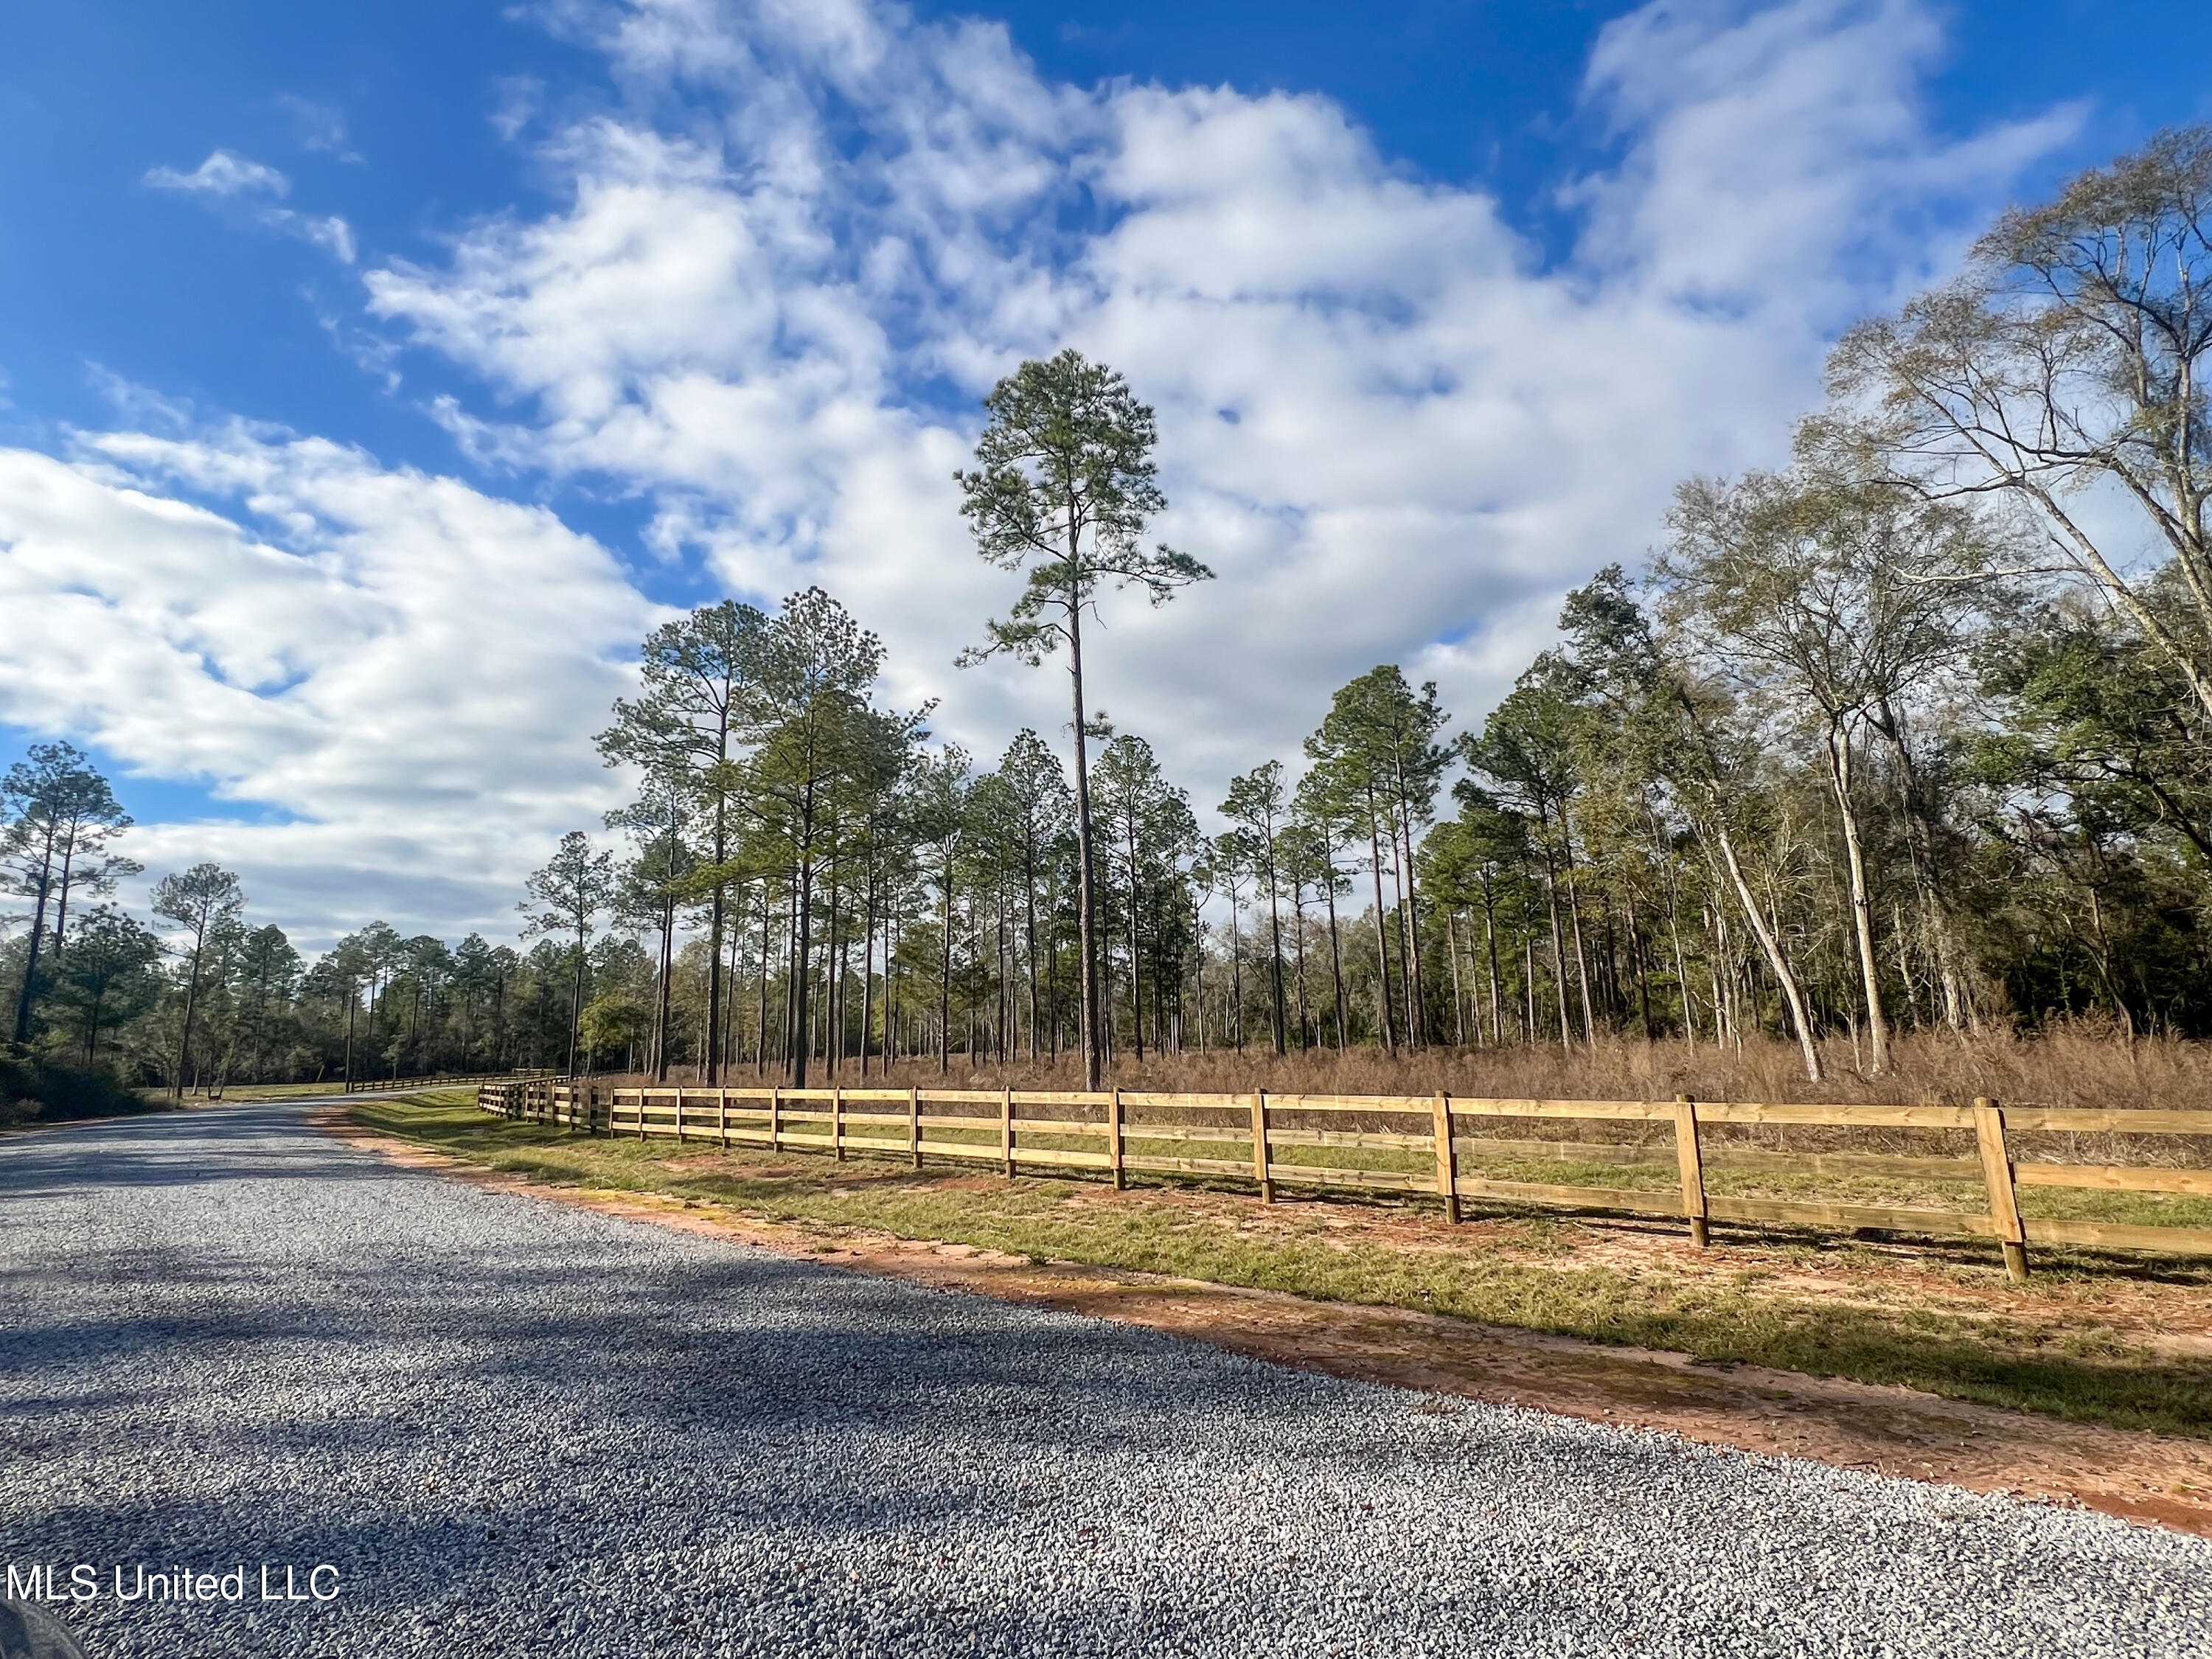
[{"x1": 4, "y1": 129, "x2": 2211, "y2": 1102}]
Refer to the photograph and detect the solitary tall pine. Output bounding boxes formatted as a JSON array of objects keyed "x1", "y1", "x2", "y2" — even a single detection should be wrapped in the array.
[{"x1": 956, "y1": 349, "x2": 1212, "y2": 1088}]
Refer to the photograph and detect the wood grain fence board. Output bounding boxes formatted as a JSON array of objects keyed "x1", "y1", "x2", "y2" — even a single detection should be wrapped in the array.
[
  {"x1": 1999, "y1": 1108, "x2": 2212, "y2": 1136},
  {"x1": 1005, "y1": 1147, "x2": 1113, "y2": 1172},
  {"x1": 909, "y1": 1140, "x2": 1004, "y2": 1164},
  {"x1": 1703, "y1": 1194, "x2": 1997, "y2": 1237},
  {"x1": 2020, "y1": 1217, "x2": 2212, "y2": 1256},
  {"x1": 2009, "y1": 1164, "x2": 2212, "y2": 1194},
  {"x1": 1674, "y1": 1096, "x2": 1709, "y2": 1248},
  {"x1": 1452, "y1": 1176, "x2": 1688, "y2": 1216},
  {"x1": 1117, "y1": 1091, "x2": 1254, "y2": 1108},
  {"x1": 1975, "y1": 1098, "x2": 2030, "y2": 1281},
  {"x1": 1266, "y1": 1164, "x2": 1437, "y2": 1193},
  {"x1": 1447, "y1": 1099, "x2": 1680, "y2": 1122},
  {"x1": 1261, "y1": 1127, "x2": 1434, "y2": 1152},
  {"x1": 1449, "y1": 1138, "x2": 1680, "y2": 1166},
  {"x1": 1694, "y1": 1103, "x2": 1978, "y2": 1129},
  {"x1": 1250, "y1": 1093, "x2": 1273, "y2": 1203},
  {"x1": 1432, "y1": 1093, "x2": 1459, "y2": 1222},
  {"x1": 1122, "y1": 1152, "x2": 1275, "y2": 1179},
  {"x1": 1119, "y1": 1126, "x2": 1253, "y2": 1147}
]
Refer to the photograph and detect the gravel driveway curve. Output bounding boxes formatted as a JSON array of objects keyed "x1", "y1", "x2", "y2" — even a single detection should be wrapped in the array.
[{"x1": 1, "y1": 1104, "x2": 2206, "y2": 1658}]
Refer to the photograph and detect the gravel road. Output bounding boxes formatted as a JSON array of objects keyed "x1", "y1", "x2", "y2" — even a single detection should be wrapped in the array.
[{"x1": 2, "y1": 1105, "x2": 2207, "y2": 1658}]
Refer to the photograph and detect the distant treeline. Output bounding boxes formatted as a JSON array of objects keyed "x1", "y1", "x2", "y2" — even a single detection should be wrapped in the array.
[{"x1": 7, "y1": 130, "x2": 2211, "y2": 1092}]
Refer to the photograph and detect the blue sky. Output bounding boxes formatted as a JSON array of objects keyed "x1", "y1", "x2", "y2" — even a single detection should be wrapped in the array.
[{"x1": 3, "y1": 0, "x2": 2208, "y2": 949}]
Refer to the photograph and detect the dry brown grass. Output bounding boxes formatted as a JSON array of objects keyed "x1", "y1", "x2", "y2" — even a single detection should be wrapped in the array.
[{"x1": 587, "y1": 1024, "x2": 2212, "y2": 1111}]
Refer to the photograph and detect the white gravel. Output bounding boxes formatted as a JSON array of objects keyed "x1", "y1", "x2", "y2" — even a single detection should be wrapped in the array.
[{"x1": 1, "y1": 1103, "x2": 2206, "y2": 1658}]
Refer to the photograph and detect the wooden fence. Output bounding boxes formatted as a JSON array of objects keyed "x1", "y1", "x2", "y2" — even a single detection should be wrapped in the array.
[
  {"x1": 476, "y1": 1080, "x2": 2212, "y2": 1279},
  {"x1": 348, "y1": 1070, "x2": 552, "y2": 1095}
]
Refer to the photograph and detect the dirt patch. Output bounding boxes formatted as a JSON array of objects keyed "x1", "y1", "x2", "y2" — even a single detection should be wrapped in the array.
[{"x1": 323, "y1": 1110, "x2": 2212, "y2": 1539}]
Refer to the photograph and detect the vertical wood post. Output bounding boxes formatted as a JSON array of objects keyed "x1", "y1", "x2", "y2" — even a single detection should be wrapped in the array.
[
  {"x1": 1432, "y1": 1091, "x2": 1460, "y2": 1223},
  {"x1": 1251, "y1": 1091, "x2": 1273, "y2": 1203},
  {"x1": 1108, "y1": 1088, "x2": 1127, "y2": 1192},
  {"x1": 675, "y1": 1089, "x2": 686, "y2": 1145},
  {"x1": 1674, "y1": 1093, "x2": 1709, "y2": 1248},
  {"x1": 717, "y1": 1088, "x2": 728, "y2": 1148},
  {"x1": 833, "y1": 1085, "x2": 846, "y2": 1163},
  {"x1": 908, "y1": 1087, "x2": 922, "y2": 1170},
  {"x1": 1001, "y1": 1088, "x2": 1015, "y2": 1178},
  {"x1": 770, "y1": 1086, "x2": 782, "y2": 1153},
  {"x1": 1974, "y1": 1096, "x2": 2029, "y2": 1282},
  {"x1": 637, "y1": 1087, "x2": 647, "y2": 1141}
]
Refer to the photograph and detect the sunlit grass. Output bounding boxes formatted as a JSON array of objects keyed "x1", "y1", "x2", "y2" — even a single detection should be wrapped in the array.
[{"x1": 352, "y1": 1093, "x2": 2212, "y2": 1438}]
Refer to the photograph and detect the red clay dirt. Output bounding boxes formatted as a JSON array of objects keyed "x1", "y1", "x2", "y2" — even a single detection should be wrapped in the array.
[{"x1": 324, "y1": 1113, "x2": 2212, "y2": 1539}]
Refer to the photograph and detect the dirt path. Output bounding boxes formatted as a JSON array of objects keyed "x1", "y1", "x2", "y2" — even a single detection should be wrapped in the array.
[{"x1": 326, "y1": 1112, "x2": 2212, "y2": 1538}]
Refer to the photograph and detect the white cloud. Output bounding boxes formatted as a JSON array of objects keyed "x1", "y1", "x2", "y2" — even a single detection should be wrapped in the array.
[
  {"x1": 369, "y1": 0, "x2": 2074, "y2": 797},
  {"x1": 145, "y1": 149, "x2": 291, "y2": 198},
  {"x1": 3, "y1": 0, "x2": 2084, "y2": 947},
  {"x1": 0, "y1": 432, "x2": 658, "y2": 947},
  {"x1": 144, "y1": 147, "x2": 358, "y2": 263}
]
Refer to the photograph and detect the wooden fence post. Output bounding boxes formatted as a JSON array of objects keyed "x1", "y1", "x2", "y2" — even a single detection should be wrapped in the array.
[
  {"x1": 1432, "y1": 1091, "x2": 1460, "y2": 1223},
  {"x1": 1001, "y1": 1088, "x2": 1015, "y2": 1178},
  {"x1": 1108, "y1": 1088, "x2": 1126, "y2": 1192},
  {"x1": 1251, "y1": 1091, "x2": 1273, "y2": 1203},
  {"x1": 674, "y1": 1089, "x2": 686, "y2": 1145},
  {"x1": 833, "y1": 1085, "x2": 846, "y2": 1163},
  {"x1": 1674, "y1": 1093, "x2": 1709, "y2": 1248},
  {"x1": 908, "y1": 1087, "x2": 922, "y2": 1170},
  {"x1": 717, "y1": 1088, "x2": 728, "y2": 1148},
  {"x1": 1974, "y1": 1095, "x2": 2029, "y2": 1282},
  {"x1": 637, "y1": 1087, "x2": 647, "y2": 1141},
  {"x1": 770, "y1": 1086, "x2": 782, "y2": 1153}
]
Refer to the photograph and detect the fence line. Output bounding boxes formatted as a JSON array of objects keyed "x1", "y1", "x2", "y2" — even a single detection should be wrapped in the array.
[
  {"x1": 476, "y1": 1081, "x2": 2212, "y2": 1278},
  {"x1": 348, "y1": 1070, "x2": 553, "y2": 1096}
]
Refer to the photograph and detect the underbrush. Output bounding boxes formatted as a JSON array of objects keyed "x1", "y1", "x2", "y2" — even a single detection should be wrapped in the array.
[
  {"x1": 356, "y1": 1093, "x2": 2212, "y2": 1439},
  {"x1": 0, "y1": 1052, "x2": 159, "y2": 1127},
  {"x1": 587, "y1": 1025, "x2": 2212, "y2": 1111}
]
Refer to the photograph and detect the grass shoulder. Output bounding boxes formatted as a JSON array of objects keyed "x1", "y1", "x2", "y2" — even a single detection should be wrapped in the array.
[{"x1": 353, "y1": 1094, "x2": 2212, "y2": 1440}]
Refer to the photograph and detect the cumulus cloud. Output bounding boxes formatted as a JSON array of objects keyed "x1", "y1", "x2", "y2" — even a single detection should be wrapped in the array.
[
  {"x1": 144, "y1": 148, "x2": 358, "y2": 262},
  {"x1": 2, "y1": 0, "x2": 2084, "y2": 946},
  {"x1": 0, "y1": 432, "x2": 658, "y2": 945},
  {"x1": 371, "y1": 0, "x2": 2074, "y2": 793}
]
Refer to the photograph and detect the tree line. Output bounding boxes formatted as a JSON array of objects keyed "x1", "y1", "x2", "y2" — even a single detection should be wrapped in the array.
[
  {"x1": 7, "y1": 129, "x2": 2210, "y2": 1092},
  {"x1": 513, "y1": 131, "x2": 2212, "y2": 1085},
  {"x1": 0, "y1": 744, "x2": 608, "y2": 1092}
]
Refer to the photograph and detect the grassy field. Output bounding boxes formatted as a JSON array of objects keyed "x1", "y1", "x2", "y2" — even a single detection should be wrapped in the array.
[
  {"x1": 355, "y1": 1091, "x2": 2212, "y2": 1439},
  {"x1": 159, "y1": 1081, "x2": 357, "y2": 1102}
]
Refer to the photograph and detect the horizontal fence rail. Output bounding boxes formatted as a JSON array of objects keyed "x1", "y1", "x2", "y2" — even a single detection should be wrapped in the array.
[
  {"x1": 350, "y1": 1071, "x2": 554, "y2": 1096},
  {"x1": 475, "y1": 1081, "x2": 2212, "y2": 1279}
]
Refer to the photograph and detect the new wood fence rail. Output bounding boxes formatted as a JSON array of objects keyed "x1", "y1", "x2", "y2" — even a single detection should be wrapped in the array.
[
  {"x1": 350, "y1": 1070, "x2": 553, "y2": 1096},
  {"x1": 476, "y1": 1081, "x2": 2212, "y2": 1279}
]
